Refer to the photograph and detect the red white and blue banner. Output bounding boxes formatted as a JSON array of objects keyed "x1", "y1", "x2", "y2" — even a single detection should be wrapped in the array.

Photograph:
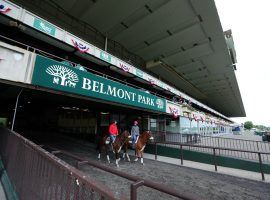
[
  {"x1": 200, "y1": 114, "x2": 206, "y2": 122},
  {"x1": 117, "y1": 60, "x2": 132, "y2": 73},
  {"x1": 0, "y1": 3, "x2": 11, "y2": 13},
  {"x1": 114, "y1": 59, "x2": 134, "y2": 74},
  {"x1": 147, "y1": 76, "x2": 156, "y2": 85},
  {"x1": 192, "y1": 113, "x2": 201, "y2": 121},
  {"x1": 169, "y1": 107, "x2": 180, "y2": 118},
  {"x1": 64, "y1": 33, "x2": 93, "y2": 54},
  {"x1": 71, "y1": 39, "x2": 90, "y2": 53},
  {"x1": 166, "y1": 101, "x2": 182, "y2": 118}
]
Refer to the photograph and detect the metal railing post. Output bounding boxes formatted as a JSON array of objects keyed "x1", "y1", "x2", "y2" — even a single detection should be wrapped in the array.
[
  {"x1": 155, "y1": 143, "x2": 157, "y2": 160},
  {"x1": 256, "y1": 141, "x2": 259, "y2": 151},
  {"x1": 130, "y1": 180, "x2": 144, "y2": 200},
  {"x1": 217, "y1": 138, "x2": 221, "y2": 155},
  {"x1": 180, "y1": 145, "x2": 183, "y2": 165},
  {"x1": 258, "y1": 153, "x2": 265, "y2": 181},
  {"x1": 213, "y1": 148, "x2": 217, "y2": 171}
]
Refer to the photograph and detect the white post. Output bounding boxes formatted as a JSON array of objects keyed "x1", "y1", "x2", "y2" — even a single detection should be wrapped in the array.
[{"x1": 11, "y1": 89, "x2": 23, "y2": 131}]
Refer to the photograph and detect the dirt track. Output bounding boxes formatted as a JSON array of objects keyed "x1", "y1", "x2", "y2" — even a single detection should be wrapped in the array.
[{"x1": 41, "y1": 135, "x2": 270, "y2": 200}]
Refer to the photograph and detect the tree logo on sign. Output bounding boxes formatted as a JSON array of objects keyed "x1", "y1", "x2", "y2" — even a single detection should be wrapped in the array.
[
  {"x1": 39, "y1": 22, "x2": 52, "y2": 34},
  {"x1": 46, "y1": 65, "x2": 79, "y2": 88},
  {"x1": 156, "y1": 99, "x2": 164, "y2": 109}
]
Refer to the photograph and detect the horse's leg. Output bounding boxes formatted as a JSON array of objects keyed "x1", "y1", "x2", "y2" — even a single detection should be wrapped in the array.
[
  {"x1": 121, "y1": 144, "x2": 129, "y2": 162},
  {"x1": 106, "y1": 145, "x2": 110, "y2": 163},
  {"x1": 134, "y1": 149, "x2": 139, "y2": 162},
  {"x1": 141, "y1": 151, "x2": 144, "y2": 165},
  {"x1": 96, "y1": 138, "x2": 101, "y2": 160},
  {"x1": 98, "y1": 145, "x2": 101, "y2": 160},
  {"x1": 122, "y1": 149, "x2": 126, "y2": 160},
  {"x1": 125, "y1": 144, "x2": 130, "y2": 162},
  {"x1": 115, "y1": 152, "x2": 120, "y2": 167},
  {"x1": 126, "y1": 153, "x2": 131, "y2": 162}
]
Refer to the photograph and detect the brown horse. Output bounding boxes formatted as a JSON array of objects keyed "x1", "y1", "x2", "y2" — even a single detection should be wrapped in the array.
[
  {"x1": 134, "y1": 131, "x2": 154, "y2": 165},
  {"x1": 97, "y1": 130, "x2": 131, "y2": 167}
]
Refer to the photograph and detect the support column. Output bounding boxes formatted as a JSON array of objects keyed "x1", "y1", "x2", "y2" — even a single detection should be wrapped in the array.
[{"x1": 105, "y1": 36, "x2": 108, "y2": 51}]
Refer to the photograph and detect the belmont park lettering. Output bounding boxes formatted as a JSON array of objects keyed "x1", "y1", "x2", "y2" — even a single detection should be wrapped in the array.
[
  {"x1": 31, "y1": 55, "x2": 166, "y2": 112},
  {"x1": 81, "y1": 78, "x2": 155, "y2": 107}
]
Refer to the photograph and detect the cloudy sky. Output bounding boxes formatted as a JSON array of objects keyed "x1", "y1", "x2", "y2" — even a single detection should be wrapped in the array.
[{"x1": 215, "y1": 0, "x2": 270, "y2": 126}]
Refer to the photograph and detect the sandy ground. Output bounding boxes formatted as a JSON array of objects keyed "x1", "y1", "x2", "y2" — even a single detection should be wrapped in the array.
[{"x1": 39, "y1": 136, "x2": 270, "y2": 200}]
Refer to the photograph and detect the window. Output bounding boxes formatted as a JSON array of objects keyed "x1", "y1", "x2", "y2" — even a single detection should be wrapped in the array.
[
  {"x1": 190, "y1": 120, "x2": 198, "y2": 134},
  {"x1": 180, "y1": 117, "x2": 191, "y2": 134},
  {"x1": 166, "y1": 119, "x2": 179, "y2": 133}
]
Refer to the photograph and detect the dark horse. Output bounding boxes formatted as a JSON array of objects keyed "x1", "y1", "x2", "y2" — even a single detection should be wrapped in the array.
[
  {"x1": 134, "y1": 131, "x2": 154, "y2": 165},
  {"x1": 97, "y1": 130, "x2": 131, "y2": 167}
]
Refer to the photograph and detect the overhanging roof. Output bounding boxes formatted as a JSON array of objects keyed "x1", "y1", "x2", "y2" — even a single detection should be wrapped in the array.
[{"x1": 11, "y1": 0, "x2": 245, "y2": 117}]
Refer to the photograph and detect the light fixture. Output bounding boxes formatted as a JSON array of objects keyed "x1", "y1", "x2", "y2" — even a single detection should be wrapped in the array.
[{"x1": 101, "y1": 112, "x2": 109, "y2": 115}]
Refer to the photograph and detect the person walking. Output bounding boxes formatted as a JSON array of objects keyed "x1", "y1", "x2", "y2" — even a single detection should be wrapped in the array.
[
  {"x1": 131, "y1": 121, "x2": 140, "y2": 149},
  {"x1": 109, "y1": 120, "x2": 118, "y2": 143}
]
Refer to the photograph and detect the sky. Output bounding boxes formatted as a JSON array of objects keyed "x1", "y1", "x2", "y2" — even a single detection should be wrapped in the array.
[{"x1": 215, "y1": 0, "x2": 270, "y2": 126}]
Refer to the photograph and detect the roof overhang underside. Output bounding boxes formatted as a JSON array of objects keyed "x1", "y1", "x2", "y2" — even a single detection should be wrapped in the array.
[{"x1": 11, "y1": 0, "x2": 246, "y2": 117}]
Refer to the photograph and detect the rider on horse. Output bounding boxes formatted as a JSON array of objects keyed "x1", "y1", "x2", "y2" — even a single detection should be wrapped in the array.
[
  {"x1": 131, "y1": 120, "x2": 140, "y2": 149},
  {"x1": 109, "y1": 120, "x2": 118, "y2": 143}
]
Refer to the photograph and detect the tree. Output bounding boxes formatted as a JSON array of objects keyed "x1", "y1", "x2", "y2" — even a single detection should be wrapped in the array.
[
  {"x1": 244, "y1": 121, "x2": 253, "y2": 130},
  {"x1": 254, "y1": 124, "x2": 267, "y2": 131},
  {"x1": 46, "y1": 65, "x2": 78, "y2": 86}
]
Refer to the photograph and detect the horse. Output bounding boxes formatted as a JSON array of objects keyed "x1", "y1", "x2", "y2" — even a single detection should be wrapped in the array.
[
  {"x1": 134, "y1": 130, "x2": 154, "y2": 165},
  {"x1": 97, "y1": 130, "x2": 131, "y2": 167}
]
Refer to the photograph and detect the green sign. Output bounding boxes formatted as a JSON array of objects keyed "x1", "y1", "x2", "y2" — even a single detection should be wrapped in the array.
[
  {"x1": 33, "y1": 18, "x2": 56, "y2": 36},
  {"x1": 136, "y1": 69, "x2": 144, "y2": 78},
  {"x1": 100, "y1": 51, "x2": 111, "y2": 63},
  {"x1": 32, "y1": 55, "x2": 166, "y2": 112}
]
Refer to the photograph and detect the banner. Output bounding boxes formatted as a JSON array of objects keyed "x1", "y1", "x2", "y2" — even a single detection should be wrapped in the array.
[
  {"x1": 31, "y1": 55, "x2": 166, "y2": 113},
  {"x1": 166, "y1": 101, "x2": 182, "y2": 117},
  {"x1": 33, "y1": 18, "x2": 56, "y2": 36}
]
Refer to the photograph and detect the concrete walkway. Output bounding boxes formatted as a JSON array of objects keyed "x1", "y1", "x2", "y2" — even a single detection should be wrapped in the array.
[{"x1": 137, "y1": 150, "x2": 270, "y2": 183}]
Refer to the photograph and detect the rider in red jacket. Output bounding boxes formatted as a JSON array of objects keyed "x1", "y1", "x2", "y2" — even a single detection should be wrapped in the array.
[{"x1": 109, "y1": 121, "x2": 118, "y2": 143}]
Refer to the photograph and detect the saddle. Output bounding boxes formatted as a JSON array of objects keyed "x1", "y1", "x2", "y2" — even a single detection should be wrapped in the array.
[{"x1": 129, "y1": 135, "x2": 139, "y2": 144}]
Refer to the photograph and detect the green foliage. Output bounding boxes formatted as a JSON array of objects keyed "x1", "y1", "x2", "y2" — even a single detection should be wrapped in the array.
[
  {"x1": 244, "y1": 121, "x2": 253, "y2": 130},
  {"x1": 253, "y1": 124, "x2": 270, "y2": 131}
]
